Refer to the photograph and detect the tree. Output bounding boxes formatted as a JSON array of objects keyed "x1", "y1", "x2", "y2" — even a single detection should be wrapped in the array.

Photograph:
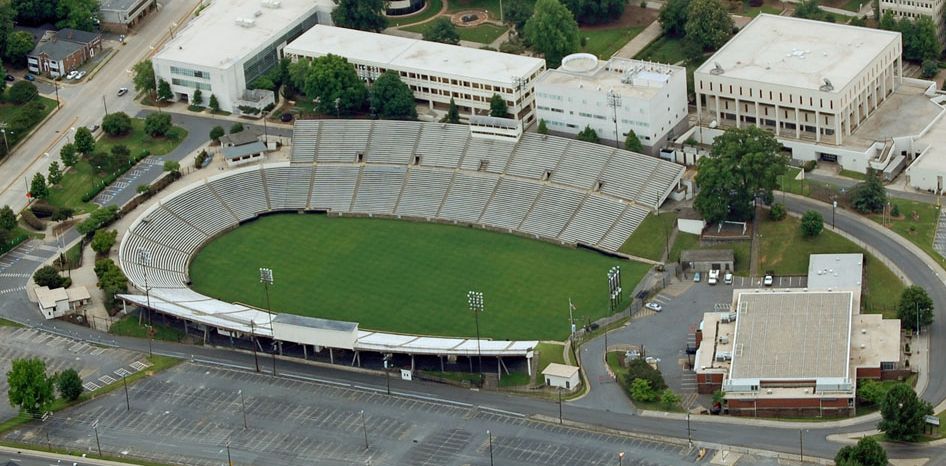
[
  {"x1": 331, "y1": 0, "x2": 386, "y2": 32},
  {"x1": 29, "y1": 172, "x2": 47, "y2": 200},
  {"x1": 562, "y1": 0, "x2": 627, "y2": 25},
  {"x1": 577, "y1": 125, "x2": 599, "y2": 143},
  {"x1": 370, "y1": 70, "x2": 417, "y2": 120},
  {"x1": 835, "y1": 437, "x2": 887, "y2": 466},
  {"x1": 624, "y1": 358, "x2": 668, "y2": 391},
  {"x1": 144, "y1": 112, "x2": 172, "y2": 137},
  {"x1": 879, "y1": 10, "x2": 897, "y2": 30},
  {"x1": 90, "y1": 229, "x2": 117, "y2": 255},
  {"x1": 46, "y1": 161, "x2": 62, "y2": 186},
  {"x1": 524, "y1": 0, "x2": 580, "y2": 68},
  {"x1": 659, "y1": 388, "x2": 681, "y2": 409},
  {"x1": 769, "y1": 202, "x2": 786, "y2": 221},
  {"x1": 5, "y1": 30, "x2": 35, "y2": 66},
  {"x1": 77, "y1": 205, "x2": 118, "y2": 235},
  {"x1": 858, "y1": 379, "x2": 893, "y2": 406},
  {"x1": 73, "y1": 126, "x2": 95, "y2": 154},
  {"x1": 624, "y1": 130, "x2": 643, "y2": 152},
  {"x1": 630, "y1": 378, "x2": 657, "y2": 402},
  {"x1": 897, "y1": 285, "x2": 934, "y2": 331},
  {"x1": 230, "y1": 122, "x2": 244, "y2": 134},
  {"x1": 13, "y1": 0, "x2": 58, "y2": 25},
  {"x1": 132, "y1": 60, "x2": 156, "y2": 98},
  {"x1": 0, "y1": 4, "x2": 15, "y2": 61},
  {"x1": 921, "y1": 59, "x2": 938, "y2": 78},
  {"x1": 8, "y1": 80, "x2": 38, "y2": 104},
  {"x1": 659, "y1": 0, "x2": 691, "y2": 37},
  {"x1": 209, "y1": 126, "x2": 225, "y2": 142},
  {"x1": 157, "y1": 79, "x2": 173, "y2": 102},
  {"x1": 163, "y1": 160, "x2": 180, "y2": 174},
  {"x1": 851, "y1": 169, "x2": 887, "y2": 214},
  {"x1": 694, "y1": 126, "x2": 786, "y2": 223},
  {"x1": 878, "y1": 383, "x2": 933, "y2": 441},
  {"x1": 102, "y1": 112, "x2": 132, "y2": 136},
  {"x1": 0, "y1": 205, "x2": 15, "y2": 231},
  {"x1": 6, "y1": 358, "x2": 54, "y2": 417},
  {"x1": 489, "y1": 93, "x2": 509, "y2": 118},
  {"x1": 506, "y1": 0, "x2": 535, "y2": 32},
  {"x1": 191, "y1": 88, "x2": 204, "y2": 107},
  {"x1": 55, "y1": 368, "x2": 83, "y2": 402},
  {"x1": 110, "y1": 144, "x2": 130, "y2": 169},
  {"x1": 685, "y1": 0, "x2": 734, "y2": 51},
  {"x1": 208, "y1": 94, "x2": 220, "y2": 113},
  {"x1": 800, "y1": 210, "x2": 823, "y2": 237},
  {"x1": 423, "y1": 17, "x2": 460, "y2": 45},
  {"x1": 60, "y1": 143, "x2": 77, "y2": 167},
  {"x1": 33, "y1": 265, "x2": 66, "y2": 288},
  {"x1": 55, "y1": 0, "x2": 99, "y2": 31},
  {"x1": 792, "y1": 0, "x2": 824, "y2": 20},
  {"x1": 299, "y1": 54, "x2": 367, "y2": 115},
  {"x1": 444, "y1": 98, "x2": 460, "y2": 124},
  {"x1": 538, "y1": 119, "x2": 549, "y2": 135}
]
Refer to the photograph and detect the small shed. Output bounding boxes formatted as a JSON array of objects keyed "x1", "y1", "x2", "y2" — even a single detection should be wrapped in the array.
[
  {"x1": 222, "y1": 140, "x2": 267, "y2": 167},
  {"x1": 35, "y1": 286, "x2": 90, "y2": 319},
  {"x1": 542, "y1": 363, "x2": 581, "y2": 390},
  {"x1": 680, "y1": 249, "x2": 734, "y2": 272}
]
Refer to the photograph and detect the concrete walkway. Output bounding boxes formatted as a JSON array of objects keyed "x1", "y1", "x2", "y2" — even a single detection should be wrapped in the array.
[{"x1": 612, "y1": 20, "x2": 662, "y2": 59}]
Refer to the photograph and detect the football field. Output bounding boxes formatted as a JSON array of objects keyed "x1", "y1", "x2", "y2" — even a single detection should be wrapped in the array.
[{"x1": 189, "y1": 214, "x2": 649, "y2": 340}]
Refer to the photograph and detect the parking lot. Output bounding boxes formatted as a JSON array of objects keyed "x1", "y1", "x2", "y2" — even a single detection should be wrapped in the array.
[
  {"x1": 5, "y1": 363, "x2": 714, "y2": 465},
  {"x1": 0, "y1": 327, "x2": 150, "y2": 420}
]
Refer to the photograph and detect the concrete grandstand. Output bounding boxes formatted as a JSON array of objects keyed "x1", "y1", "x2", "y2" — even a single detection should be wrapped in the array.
[{"x1": 117, "y1": 120, "x2": 684, "y2": 371}]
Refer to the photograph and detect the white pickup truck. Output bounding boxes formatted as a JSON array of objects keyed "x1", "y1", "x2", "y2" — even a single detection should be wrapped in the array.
[{"x1": 708, "y1": 269, "x2": 720, "y2": 285}]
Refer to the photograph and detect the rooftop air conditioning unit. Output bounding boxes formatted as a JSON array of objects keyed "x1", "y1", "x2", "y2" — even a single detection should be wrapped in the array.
[
  {"x1": 718, "y1": 335, "x2": 729, "y2": 344},
  {"x1": 235, "y1": 17, "x2": 255, "y2": 28},
  {"x1": 262, "y1": 0, "x2": 281, "y2": 7}
]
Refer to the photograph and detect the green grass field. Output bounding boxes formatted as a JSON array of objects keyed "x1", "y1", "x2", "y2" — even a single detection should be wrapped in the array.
[
  {"x1": 619, "y1": 212, "x2": 677, "y2": 261},
  {"x1": 579, "y1": 26, "x2": 645, "y2": 59},
  {"x1": 189, "y1": 214, "x2": 649, "y2": 341}
]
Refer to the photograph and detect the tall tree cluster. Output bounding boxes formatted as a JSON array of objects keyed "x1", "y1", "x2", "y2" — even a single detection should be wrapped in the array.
[
  {"x1": 561, "y1": 0, "x2": 627, "y2": 25},
  {"x1": 879, "y1": 13, "x2": 940, "y2": 62},
  {"x1": 331, "y1": 0, "x2": 386, "y2": 32},
  {"x1": 524, "y1": 0, "x2": 580, "y2": 68}
]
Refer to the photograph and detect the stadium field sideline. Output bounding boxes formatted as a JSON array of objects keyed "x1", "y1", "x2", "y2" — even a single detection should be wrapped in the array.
[{"x1": 189, "y1": 214, "x2": 649, "y2": 340}]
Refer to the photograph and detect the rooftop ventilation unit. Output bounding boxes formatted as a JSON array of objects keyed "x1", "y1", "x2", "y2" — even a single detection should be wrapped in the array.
[
  {"x1": 820, "y1": 78, "x2": 834, "y2": 92},
  {"x1": 262, "y1": 0, "x2": 281, "y2": 7},
  {"x1": 235, "y1": 17, "x2": 255, "y2": 27},
  {"x1": 710, "y1": 62, "x2": 724, "y2": 75}
]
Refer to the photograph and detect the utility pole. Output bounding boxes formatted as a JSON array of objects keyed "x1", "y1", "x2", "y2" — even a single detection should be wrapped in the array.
[
  {"x1": 102, "y1": 95, "x2": 109, "y2": 116},
  {"x1": 799, "y1": 429, "x2": 804, "y2": 463}
]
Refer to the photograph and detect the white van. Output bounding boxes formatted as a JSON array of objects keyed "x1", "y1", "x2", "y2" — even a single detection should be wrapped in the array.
[{"x1": 708, "y1": 269, "x2": 719, "y2": 285}]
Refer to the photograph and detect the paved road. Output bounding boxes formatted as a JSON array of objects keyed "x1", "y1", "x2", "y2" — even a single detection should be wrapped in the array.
[{"x1": 0, "y1": 0, "x2": 201, "y2": 213}]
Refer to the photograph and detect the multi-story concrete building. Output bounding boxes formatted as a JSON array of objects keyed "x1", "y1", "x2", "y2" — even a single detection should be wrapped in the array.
[
  {"x1": 283, "y1": 25, "x2": 546, "y2": 123},
  {"x1": 695, "y1": 14, "x2": 902, "y2": 148},
  {"x1": 534, "y1": 54, "x2": 688, "y2": 151},
  {"x1": 99, "y1": 0, "x2": 157, "y2": 33},
  {"x1": 151, "y1": 0, "x2": 332, "y2": 115},
  {"x1": 879, "y1": 0, "x2": 945, "y2": 41}
]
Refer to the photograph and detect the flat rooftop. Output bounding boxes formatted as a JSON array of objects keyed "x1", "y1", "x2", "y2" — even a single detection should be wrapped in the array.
[
  {"x1": 849, "y1": 314, "x2": 900, "y2": 369},
  {"x1": 696, "y1": 14, "x2": 900, "y2": 92},
  {"x1": 154, "y1": 0, "x2": 330, "y2": 68},
  {"x1": 284, "y1": 25, "x2": 545, "y2": 86},
  {"x1": 536, "y1": 56, "x2": 683, "y2": 99},
  {"x1": 729, "y1": 290, "x2": 853, "y2": 381},
  {"x1": 901, "y1": 94, "x2": 946, "y2": 173},
  {"x1": 846, "y1": 81, "x2": 943, "y2": 149},
  {"x1": 807, "y1": 253, "x2": 863, "y2": 292}
]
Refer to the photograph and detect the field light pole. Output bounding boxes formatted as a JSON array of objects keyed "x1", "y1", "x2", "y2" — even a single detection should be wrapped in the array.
[
  {"x1": 468, "y1": 291, "x2": 485, "y2": 378},
  {"x1": 606, "y1": 89, "x2": 622, "y2": 149},
  {"x1": 137, "y1": 248, "x2": 152, "y2": 326}
]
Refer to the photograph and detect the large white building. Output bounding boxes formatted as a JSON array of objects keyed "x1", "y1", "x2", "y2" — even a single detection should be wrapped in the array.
[
  {"x1": 688, "y1": 15, "x2": 946, "y2": 178},
  {"x1": 534, "y1": 54, "x2": 688, "y2": 151},
  {"x1": 283, "y1": 25, "x2": 546, "y2": 123},
  {"x1": 151, "y1": 0, "x2": 332, "y2": 114}
]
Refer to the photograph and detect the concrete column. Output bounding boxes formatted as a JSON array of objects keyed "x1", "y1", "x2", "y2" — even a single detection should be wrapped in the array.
[
  {"x1": 734, "y1": 98, "x2": 741, "y2": 128},
  {"x1": 815, "y1": 110, "x2": 821, "y2": 143},
  {"x1": 696, "y1": 92, "x2": 703, "y2": 126},
  {"x1": 754, "y1": 101, "x2": 760, "y2": 128},
  {"x1": 329, "y1": 347, "x2": 334, "y2": 364},
  {"x1": 714, "y1": 95, "x2": 721, "y2": 123},
  {"x1": 795, "y1": 108, "x2": 801, "y2": 139},
  {"x1": 835, "y1": 112, "x2": 842, "y2": 145},
  {"x1": 774, "y1": 104, "x2": 781, "y2": 136}
]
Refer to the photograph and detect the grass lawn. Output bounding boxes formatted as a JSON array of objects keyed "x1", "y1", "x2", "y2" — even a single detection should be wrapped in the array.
[
  {"x1": 46, "y1": 161, "x2": 99, "y2": 213},
  {"x1": 606, "y1": 351, "x2": 682, "y2": 412},
  {"x1": 55, "y1": 240, "x2": 83, "y2": 271},
  {"x1": 388, "y1": 0, "x2": 444, "y2": 27},
  {"x1": 0, "y1": 95, "x2": 56, "y2": 126},
  {"x1": 841, "y1": 0, "x2": 865, "y2": 11},
  {"x1": 446, "y1": 0, "x2": 503, "y2": 13},
  {"x1": 635, "y1": 36, "x2": 687, "y2": 64},
  {"x1": 402, "y1": 22, "x2": 507, "y2": 44},
  {"x1": 865, "y1": 199, "x2": 944, "y2": 270},
  {"x1": 190, "y1": 214, "x2": 649, "y2": 341},
  {"x1": 536, "y1": 342, "x2": 567, "y2": 374},
  {"x1": 498, "y1": 372, "x2": 531, "y2": 387},
  {"x1": 579, "y1": 26, "x2": 645, "y2": 59},
  {"x1": 758, "y1": 216, "x2": 905, "y2": 316},
  {"x1": 0, "y1": 317, "x2": 21, "y2": 327},
  {"x1": 839, "y1": 169, "x2": 867, "y2": 181},
  {"x1": 109, "y1": 313, "x2": 185, "y2": 342},
  {"x1": 742, "y1": 4, "x2": 783, "y2": 16},
  {"x1": 619, "y1": 212, "x2": 677, "y2": 261},
  {"x1": 96, "y1": 119, "x2": 187, "y2": 157},
  {"x1": 670, "y1": 233, "x2": 751, "y2": 275}
]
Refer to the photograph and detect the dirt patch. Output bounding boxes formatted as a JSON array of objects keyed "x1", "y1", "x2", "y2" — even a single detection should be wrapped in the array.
[{"x1": 580, "y1": 5, "x2": 658, "y2": 31}]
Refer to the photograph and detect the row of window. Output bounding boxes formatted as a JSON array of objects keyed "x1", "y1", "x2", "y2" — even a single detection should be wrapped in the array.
[
  {"x1": 170, "y1": 66, "x2": 210, "y2": 79},
  {"x1": 537, "y1": 105, "x2": 564, "y2": 113},
  {"x1": 171, "y1": 78, "x2": 211, "y2": 91},
  {"x1": 410, "y1": 85, "x2": 515, "y2": 107}
]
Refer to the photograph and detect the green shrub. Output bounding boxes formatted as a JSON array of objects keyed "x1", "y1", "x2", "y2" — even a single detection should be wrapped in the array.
[
  {"x1": 20, "y1": 208, "x2": 44, "y2": 230},
  {"x1": 802, "y1": 160, "x2": 816, "y2": 172}
]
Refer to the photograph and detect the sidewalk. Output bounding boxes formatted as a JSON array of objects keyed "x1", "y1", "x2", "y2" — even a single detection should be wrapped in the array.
[{"x1": 612, "y1": 20, "x2": 661, "y2": 59}]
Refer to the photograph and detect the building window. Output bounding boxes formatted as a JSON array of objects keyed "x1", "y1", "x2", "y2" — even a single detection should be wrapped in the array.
[{"x1": 171, "y1": 78, "x2": 211, "y2": 91}]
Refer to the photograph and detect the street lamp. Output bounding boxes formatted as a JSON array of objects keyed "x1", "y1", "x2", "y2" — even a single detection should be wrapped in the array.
[
  {"x1": 558, "y1": 386, "x2": 563, "y2": 424},
  {"x1": 486, "y1": 430, "x2": 494, "y2": 466},
  {"x1": 361, "y1": 410, "x2": 369, "y2": 450},
  {"x1": 122, "y1": 375, "x2": 130, "y2": 411},
  {"x1": 832, "y1": 198, "x2": 837, "y2": 229},
  {"x1": 468, "y1": 290, "x2": 485, "y2": 378},
  {"x1": 618, "y1": 451, "x2": 624, "y2": 466},
  {"x1": 239, "y1": 389, "x2": 247, "y2": 430},
  {"x1": 91, "y1": 419, "x2": 102, "y2": 457},
  {"x1": 270, "y1": 340, "x2": 278, "y2": 376},
  {"x1": 686, "y1": 412, "x2": 692, "y2": 447},
  {"x1": 137, "y1": 248, "x2": 151, "y2": 326},
  {"x1": 225, "y1": 440, "x2": 232, "y2": 465}
]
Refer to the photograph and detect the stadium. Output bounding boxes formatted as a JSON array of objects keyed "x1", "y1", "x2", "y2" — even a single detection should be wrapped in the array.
[{"x1": 117, "y1": 119, "x2": 683, "y2": 376}]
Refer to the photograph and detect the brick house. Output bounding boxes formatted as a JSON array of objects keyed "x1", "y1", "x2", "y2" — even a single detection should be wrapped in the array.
[{"x1": 27, "y1": 29, "x2": 103, "y2": 78}]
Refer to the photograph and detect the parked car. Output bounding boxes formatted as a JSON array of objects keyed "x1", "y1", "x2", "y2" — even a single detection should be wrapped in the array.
[
  {"x1": 724, "y1": 271, "x2": 733, "y2": 285},
  {"x1": 280, "y1": 112, "x2": 293, "y2": 122},
  {"x1": 693, "y1": 272, "x2": 702, "y2": 283},
  {"x1": 763, "y1": 272, "x2": 774, "y2": 287},
  {"x1": 66, "y1": 71, "x2": 78, "y2": 80},
  {"x1": 708, "y1": 269, "x2": 719, "y2": 286},
  {"x1": 645, "y1": 302, "x2": 663, "y2": 312},
  {"x1": 24, "y1": 74, "x2": 34, "y2": 81},
  {"x1": 117, "y1": 87, "x2": 129, "y2": 97},
  {"x1": 74, "y1": 71, "x2": 86, "y2": 80},
  {"x1": 4, "y1": 74, "x2": 14, "y2": 81},
  {"x1": 87, "y1": 124, "x2": 100, "y2": 133}
]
